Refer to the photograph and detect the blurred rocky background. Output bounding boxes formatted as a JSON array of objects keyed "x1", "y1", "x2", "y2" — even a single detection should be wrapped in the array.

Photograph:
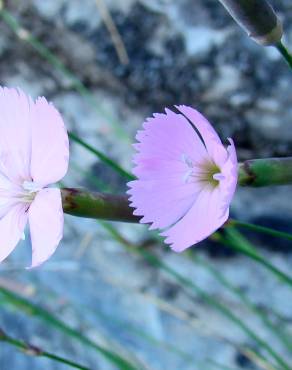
[{"x1": 0, "y1": 0, "x2": 292, "y2": 369}]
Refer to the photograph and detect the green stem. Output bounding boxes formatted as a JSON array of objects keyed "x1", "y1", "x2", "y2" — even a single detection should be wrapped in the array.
[
  {"x1": 0, "y1": 328, "x2": 91, "y2": 370},
  {"x1": 238, "y1": 157, "x2": 292, "y2": 187},
  {"x1": 61, "y1": 188, "x2": 139, "y2": 222},
  {"x1": 62, "y1": 156, "x2": 292, "y2": 221},
  {"x1": 276, "y1": 41, "x2": 292, "y2": 70}
]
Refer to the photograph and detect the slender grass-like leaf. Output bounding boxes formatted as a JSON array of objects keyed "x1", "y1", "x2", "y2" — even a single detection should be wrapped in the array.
[
  {"x1": 40, "y1": 281, "x2": 193, "y2": 363},
  {"x1": 223, "y1": 227, "x2": 292, "y2": 287},
  {"x1": 0, "y1": 287, "x2": 138, "y2": 370},
  {"x1": 71, "y1": 162, "x2": 109, "y2": 191},
  {"x1": 0, "y1": 7, "x2": 129, "y2": 142},
  {"x1": 101, "y1": 222, "x2": 291, "y2": 370},
  {"x1": 0, "y1": 328, "x2": 91, "y2": 370},
  {"x1": 207, "y1": 359, "x2": 240, "y2": 370},
  {"x1": 2, "y1": 3, "x2": 291, "y2": 370},
  {"x1": 0, "y1": 8, "x2": 135, "y2": 182},
  {"x1": 69, "y1": 165, "x2": 292, "y2": 361},
  {"x1": 190, "y1": 253, "x2": 292, "y2": 352},
  {"x1": 244, "y1": 349, "x2": 278, "y2": 370},
  {"x1": 69, "y1": 132, "x2": 134, "y2": 180},
  {"x1": 230, "y1": 219, "x2": 292, "y2": 242}
]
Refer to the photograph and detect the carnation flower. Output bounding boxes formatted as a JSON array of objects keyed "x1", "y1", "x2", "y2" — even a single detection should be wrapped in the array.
[
  {"x1": 0, "y1": 87, "x2": 69, "y2": 267},
  {"x1": 127, "y1": 105, "x2": 238, "y2": 252}
]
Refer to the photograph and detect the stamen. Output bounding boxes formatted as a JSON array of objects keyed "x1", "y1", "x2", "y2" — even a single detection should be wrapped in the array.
[
  {"x1": 18, "y1": 180, "x2": 43, "y2": 203},
  {"x1": 182, "y1": 154, "x2": 197, "y2": 183},
  {"x1": 183, "y1": 169, "x2": 193, "y2": 183},
  {"x1": 181, "y1": 154, "x2": 194, "y2": 168},
  {"x1": 213, "y1": 173, "x2": 225, "y2": 181},
  {"x1": 182, "y1": 153, "x2": 222, "y2": 187},
  {"x1": 22, "y1": 181, "x2": 42, "y2": 193}
]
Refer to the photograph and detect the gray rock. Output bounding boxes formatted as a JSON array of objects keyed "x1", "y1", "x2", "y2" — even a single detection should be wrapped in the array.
[{"x1": 1, "y1": 1, "x2": 292, "y2": 369}]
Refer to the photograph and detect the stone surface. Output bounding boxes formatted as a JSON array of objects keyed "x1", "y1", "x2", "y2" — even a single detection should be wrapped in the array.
[{"x1": 0, "y1": 0, "x2": 292, "y2": 369}]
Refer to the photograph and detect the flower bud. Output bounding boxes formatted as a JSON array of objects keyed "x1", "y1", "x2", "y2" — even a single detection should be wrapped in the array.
[{"x1": 218, "y1": 0, "x2": 283, "y2": 46}]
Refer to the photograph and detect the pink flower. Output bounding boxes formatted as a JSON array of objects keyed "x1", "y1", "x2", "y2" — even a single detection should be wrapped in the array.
[
  {"x1": 127, "y1": 106, "x2": 238, "y2": 252},
  {"x1": 0, "y1": 87, "x2": 69, "y2": 267}
]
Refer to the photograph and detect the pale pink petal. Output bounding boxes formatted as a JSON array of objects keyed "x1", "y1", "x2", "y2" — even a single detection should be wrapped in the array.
[
  {"x1": 30, "y1": 97, "x2": 69, "y2": 187},
  {"x1": 161, "y1": 186, "x2": 229, "y2": 252},
  {"x1": 128, "y1": 106, "x2": 238, "y2": 252},
  {"x1": 134, "y1": 109, "x2": 207, "y2": 163},
  {"x1": 133, "y1": 158, "x2": 194, "y2": 183},
  {"x1": 0, "y1": 87, "x2": 33, "y2": 184},
  {"x1": 0, "y1": 197, "x2": 19, "y2": 219},
  {"x1": 28, "y1": 188, "x2": 63, "y2": 268},
  {"x1": 128, "y1": 108, "x2": 209, "y2": 229},
  {"x1": 0, "y1": 204, "x2": 28, "y2": 263},
  {"x1": 226, "y1": 138, "x2": 238, "y2": 178},
  {"x1": 161, "y1": 153, "x2": 237, "y2": 251},
  {"x1": 128, "y1": 178, "x2": 201, "y2": 229},
  {"x1": 211, "y1": 142, "x2": 229, "y2": 168},
  {"x1": 0, "y1": 173, "x2": 23, "y2": 218},
  {"x1": 176, "y1": 105, "x2": 228, "y2": 166},
  {"x1": 218, "y1": 138, "x2": 238, "y2": 209}
]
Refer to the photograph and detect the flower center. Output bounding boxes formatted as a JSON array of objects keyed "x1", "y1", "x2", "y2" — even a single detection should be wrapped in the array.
[
  {"x1": 182, "y1": 154, "x2": 224, "y2": 187},
  {"x1": 21, "y1": 181, "x2": 42, "y2": 203}
]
